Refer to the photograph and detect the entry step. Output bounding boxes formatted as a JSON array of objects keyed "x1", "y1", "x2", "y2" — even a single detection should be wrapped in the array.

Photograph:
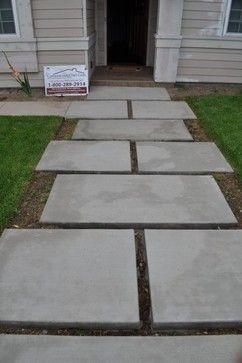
[
  {"x1": 0, "y1": 229, "x2": 139, "y2": 329},
  {"x1": 145, "y1": 229, "x2": 242, "y2": 329},
  {"x1": 132, "y1": 101, "x2": 196, "y2": 119},
  {"x1": 1, "y1": 335, "x2": 242, "y2": 362},
  {"x1": 40, "y1": 175, "x2": 237, "y2": 227},
  {"x1": 137, "y1": 142, "x2": 233, "y2": 174},
  {"x1": 72, "y1": 119, "x2": 193, "y2": 141},
  {"x1": 87, "y1": 86, "x2": 171, "y2": 100},
  {"x1": 36, "y1": 141, "x2": 131, "y2": 173}
]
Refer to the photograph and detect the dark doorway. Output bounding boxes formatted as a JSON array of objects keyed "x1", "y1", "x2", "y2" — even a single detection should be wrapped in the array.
[{"x1": 107, "y1": 0, "x2": 150, "y2": 65}]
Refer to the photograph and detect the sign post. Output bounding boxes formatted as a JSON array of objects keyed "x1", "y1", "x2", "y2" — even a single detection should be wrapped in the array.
[{"x1": 44, "y1": 65, "x2": 89, "y2": 96}]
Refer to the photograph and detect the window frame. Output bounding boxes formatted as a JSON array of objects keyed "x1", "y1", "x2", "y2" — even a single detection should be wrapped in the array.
[
  {"x1": 224, "y1": 0, "x2": 242, "y2": 36},
  {"x1": 0, "y1": 0, "x2": 20, "y2": 38}
]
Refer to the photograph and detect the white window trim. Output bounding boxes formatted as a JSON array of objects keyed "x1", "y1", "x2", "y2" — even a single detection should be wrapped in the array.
[
  {"x1": 0, "y1": 0, "x2": 20, "y2": 38},
  {"x1": 223, "y1": 0, "x2": 242, "y2": 36}
]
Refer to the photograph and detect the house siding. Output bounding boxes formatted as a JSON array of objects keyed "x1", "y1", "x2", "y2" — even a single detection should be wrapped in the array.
[
  {"x1": 1, "y1": 0, "x2": 242, "y2": 87},
  {"x1": 182, "y1": 0, "x2": 225, "y2": 37},
  {"x1": 0, "y1": 51, "x2": 86, "y2": 87},
  {"x1": 0, "y1": 0, "x2": 91, "y2": 87},
  {"x1": 32, "y1": 0, "x2": 84, "y2": 37},
  {"x1": 178, "y1": 0, "x2": 242, "y2": 83}
]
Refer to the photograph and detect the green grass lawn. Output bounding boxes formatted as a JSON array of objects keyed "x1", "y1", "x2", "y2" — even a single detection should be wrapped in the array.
[
  {"x1": 0, "y1": 116, "x2": 62, "y2": 231},
  {"x1": 188, "y1": 95, "x2": 242, "y2": 182}
]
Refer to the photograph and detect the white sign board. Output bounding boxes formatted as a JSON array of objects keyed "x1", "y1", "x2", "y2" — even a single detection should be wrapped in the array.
[{"x1": 44, "y1": 65, "x2": 89, "y2": 96}]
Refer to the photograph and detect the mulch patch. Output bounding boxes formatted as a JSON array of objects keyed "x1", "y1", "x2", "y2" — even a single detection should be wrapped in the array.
[
  {"x1": 55, "y1": 119, "x2": 78, "y2": 140},
  {"x1": 8, "y1": 172, "x2": 56, "y2": 230},
  {"x1": 7, "y1": 119, "x2": 77, "y2": 229},
  {"x1": 167, "y1": 83, "x2": 242, "y2": 100}
]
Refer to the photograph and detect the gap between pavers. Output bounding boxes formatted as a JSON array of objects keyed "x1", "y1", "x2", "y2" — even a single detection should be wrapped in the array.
[
  {"x1": 36, "y1": 140, "x2": 132, "y2": 173},
  {"x1": 0, "y1": 229, "x2": 139, "y2": 329},
  {"x1": 145, "y1": 229, "x2": 242, "y2": 329},
  {"x1": 1, "y1": 335, "x2": 242, "y2": 362},
  {"x1": 136, "y1": 142, "x2": 233, "y2": 174},
  {"x1": 87, "y1": 86, "x2": 171, "y2": 100},
  {"x1": 132, "y1": 101, "x2": 196, "y2": 120},
  {"x1": 40, "y1": 175, "x2": 237, "y2": 228},
  {"x1": 72, "y1": 119, "x2": 193, "y2": 141}
]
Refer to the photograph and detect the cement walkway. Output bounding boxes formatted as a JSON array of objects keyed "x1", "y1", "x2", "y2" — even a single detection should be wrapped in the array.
[{"x1": 0, "y1": 86, "x2": 240, "y2": 362}]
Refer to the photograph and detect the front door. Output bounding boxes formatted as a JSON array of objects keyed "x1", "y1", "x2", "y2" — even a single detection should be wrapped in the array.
[{"x1": 107, "y1": 0, "x2": 149, "y2": 65}]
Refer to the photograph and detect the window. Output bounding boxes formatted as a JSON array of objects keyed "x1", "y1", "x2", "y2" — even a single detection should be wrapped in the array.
[
  {"x1": 0, "y1": 0, "x2": 16, "y2": 34},
  {"x1": 227, "y1": 0, "x2": 242, "y2": 33}
]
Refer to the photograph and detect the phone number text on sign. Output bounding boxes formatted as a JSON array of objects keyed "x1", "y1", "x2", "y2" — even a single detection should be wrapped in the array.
[{"x1": 44, "y1": 65, "x2": 89, "y2": 96}]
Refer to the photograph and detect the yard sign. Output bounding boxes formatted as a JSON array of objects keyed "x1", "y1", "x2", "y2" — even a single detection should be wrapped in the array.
[{"x1": 44, "y1": 65, "x2": 89, "y2": 96}]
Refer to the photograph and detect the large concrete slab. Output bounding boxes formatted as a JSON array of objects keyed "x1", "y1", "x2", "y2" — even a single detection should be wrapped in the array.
[
  {"x1": 1, "y1": 335, "x2": 242, "y2": 363},
  {"x1": 66, "y1": 101, "x2": 128, "y2": 119},
  {"x1": 0, "y1": 102, "x2": 70, "y2": 116},
  {"x1": 40, "y1": 175, "x2": 237, "y2": 227},
  {"x1": 72, "y1": 119, "x2": 193, "y2": 141},
  {"x1": 36, "y1": 141, "x2": 131, "y2": 173},
  {"x1": 132, "y1": 101, "x2": 196, "y2": 119},
  {"x1": 137, "y1": 142, "x2": 233, "y2": 174},
  {"x1": 0, "y1": 229, "x2": 139, "y2": 328},
  {"x1": 145, "y1": 229, "x2": 242, "y2": 329},
  {"x1": 87, "y1": 86, "x2": 171, "y2": 100}
]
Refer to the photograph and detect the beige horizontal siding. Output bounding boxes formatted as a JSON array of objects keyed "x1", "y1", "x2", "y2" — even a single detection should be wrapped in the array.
[
  {"x1": 181, "y1": 0, "x2": 225, "y2": 36},
  {"x1": 0, "y1": 50, "x2": 86, "y2": 87},
  {"x1": 0, "y1": 51, "x2": 38, "y2": 73},
  {"x1": 32, "y1": 0, "x2": 82, "y2": 10},
  {"x1": 183, "y1": 1, "x2": 224, "y2": 12},
  {"x1": 177, "y1": 74, "x2": 242, "y2": 83},
  {"x1": 34, "y1": 9, "x2": 81, "y2": 19},
  {"x1": 178, "y1": 47, "x2": 242, "y2": 83},
  {"x1": 32, "y1": 0, "x2": 84, "y2": 38}
]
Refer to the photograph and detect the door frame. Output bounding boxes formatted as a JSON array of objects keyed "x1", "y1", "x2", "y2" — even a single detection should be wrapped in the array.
[
  {"x1": 95, "y1": 0, "x2": 107, "y2": 66},
  {"x1": 104, "y1": 0, "x2": 107, "y2": 65}
]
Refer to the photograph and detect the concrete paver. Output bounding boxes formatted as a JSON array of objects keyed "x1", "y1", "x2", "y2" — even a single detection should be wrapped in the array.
[
  {"x1": 66, "y1": 101, "x2": 128, "y2": 119},
  {"x1": 87, "y1": 86, "x2": 171, "y2": 100},
  {"x1": 145, "y1": 229, "x2": 242, "y2": 328},
  {"x1": 1, "y1": 335, "x2": 242, "y2": 362},
  {"x1": 40, "y1": 175, "x2": 237, "y2": 227},
  {"x1": 132, "y1": 101, "x2": 196, "y2": 119},
  {"x1": 72, "y1": 119, "x2": 193, "y2": 141},
  {"x1": 36, "y1": 141, "x2": 131, "y2": 173},
  {"x1": 0, "y1": 229, "x2": 139, "y2": 328},
  {"x1": 137, "y1": 142, "x2": 233, "y2": 173},
  {"x1": 0, "y1": 101, "x2": 70, "y2": 116}
]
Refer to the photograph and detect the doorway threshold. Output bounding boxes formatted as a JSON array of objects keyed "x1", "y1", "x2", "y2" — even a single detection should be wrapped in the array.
[{"x1": 91, "y1": 66, "x2": 155, "y2": 87}]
